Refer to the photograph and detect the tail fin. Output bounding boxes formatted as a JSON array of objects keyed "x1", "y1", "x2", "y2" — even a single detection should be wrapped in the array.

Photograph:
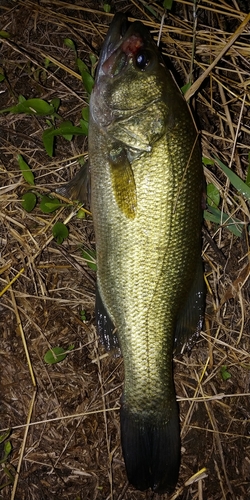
[{"x1": 120, "y1": 401, "x2": 180, "y2": 494}]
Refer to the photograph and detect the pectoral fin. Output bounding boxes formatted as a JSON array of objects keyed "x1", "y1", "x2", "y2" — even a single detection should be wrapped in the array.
[
  {"x1": 56, "y1": 161, "x2": 90, "y2": 204},
  {"x1": 109, "y1": 147, "x2": 137, "y2": 219},
  {"x1": 175, "y1": 257, "x2": 205, "y2": 351}
]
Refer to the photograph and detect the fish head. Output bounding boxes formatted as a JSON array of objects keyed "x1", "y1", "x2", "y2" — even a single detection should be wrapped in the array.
[{"x1": 90, "y1": 14, "x2": 169, "y2": 127}]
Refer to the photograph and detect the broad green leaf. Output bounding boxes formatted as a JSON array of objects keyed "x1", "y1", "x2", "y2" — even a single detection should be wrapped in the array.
[
  {"x1": 220, "y1": 365, "x2": 231, "y2": 381},
  {"x1": 204, "y1": 207, "x2": 243, "y2": 237},
  {"x1": 82, "y1": 107, "x2": 89, "y2": 122},
  {"x1": 214, "y1": 156, "x2": 250, "y2": 202},
  {"x1": 4, "y1": 441, "x2": 12, "y2": 459},
  {"x1": 62, "y1": 133, "x2": 73, "y2": 141},
  {"x1": 207, "y1": 183, "x2": 220, "y2": 208},
  {"x1": 246, "y1": 152, "x2": 250, "y2": 187},
  {"x1": 181, "y1": 82, "x2": 191, "y2": 95},
  {"x1": 64, "y1": 38, "x2": 76, "y2": 53},
  {"x1": 44, "y1": 121, "x2": 87, "y2": 138},
  {"x1": 0, "y1": 98, "x2": 55, "y2": 116},
  {"x1": 17, "y1": 155, "x2": 35, "y2": 185},
  {"x1": 42, "y1": 126, "x2": 55, "y2": 156},
  {"x1": 80, "y1": 310, "x2": 86, "y2": 321},
  {"x1": 24, "y1": 98, "x2": 55, "y2": 115},
  {"x1": 0, "y1": 30, "x2": 11, "y2": 39},
  {"x1": 0, "y1": 73, "x2": 5, "y2": 83},
  {"x1": 76, "y1": 58, "x2": 89, "y2": 74},
  {"x1": 76, "y1": 208, "x2": 86, "y2": 219},
  {"x1": 103, "y1": 3, "x2": 111, "y2": 12},
  {"x1": 89, "y1": 53, "x2": 97, "y2": 71},
  {"x1": 50, "y1": 97, "x2": 60, "y2": 112},
  {"x1": 202, "y1": 157, "x2": 214, "y2": 166},
  {"x1": 80, "y1": 119, "x2": 88, "y2": 134},
  {"x1": 44, "y1": 57, "x2": 50, "y2": 69},
  {"x1": 44, "y1": 345, "x2": 74, "y2": 365},
  {"x1": 43, "y1": 121, "x2": 87, "y2": 156},
  {"x1": 40, "y1": 195, "x2": 61, "y2": 213},
  {"x1": 52, "y1": 222, "x2": 69, "y2": 244},
  {"x1": 22, "y1": 192, "x2": 37, "y2": 212},
  {"x1": 0, "y1": 431, "x2": 11, "y2": 444},
  {"x1": 81, "y1": 70, "x2": 94, "y2": 94},
  {"x1": 163, "y1": 0, "x2": 174, "y2": 9},
  {"x1": 82, "y1": 248, "x2": 97, "y2": 271},
  {"x1": 18, "y1": 95, "x2": 26, "y2": 104}
]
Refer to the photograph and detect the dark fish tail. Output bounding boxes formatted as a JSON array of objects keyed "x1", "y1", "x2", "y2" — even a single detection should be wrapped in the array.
[{"x1": 120, "y1": 399, "x2": 180, "y2": 493}]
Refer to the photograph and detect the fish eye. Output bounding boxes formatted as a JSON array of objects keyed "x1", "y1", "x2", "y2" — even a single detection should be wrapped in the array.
[{"x1": 135, "y1": 51, "x2": 150, "y2": 70}]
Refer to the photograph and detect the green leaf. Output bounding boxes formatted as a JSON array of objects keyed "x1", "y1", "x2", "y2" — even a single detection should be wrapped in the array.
[
  {"x1": 220, "y1": 365, "x2": 231, "y2": 381},
  {"x1": 52, "y1": 222, "x2": 69, "y2": 244},
  {"x1": 76, "y1": 58, "x2": 89, "y2": 74},
  {"x1": 80, "y1": 310, "x2": 86, "y2": 322},
  {"x1": 80, "y1": 119, "x2": 89, "y2": 134},
  {"x1": 62, "y1": 133, "x2": 73, "y2": 141},
  {"x1": 42, "y1": 126, "x2": 55, "y2": 156},
  {"x1": 82, "y1": 107, "x2": 89, "y2": 122},
  {"x1": 39, "y1": 195, "x2": 62, "y2": 213},
  {"x1": 50, "y1": 97, "x2": 60, "y2": 112},
  {"x1": 18, "y1": 95, "x2": 26, "y2": 104},
  {"x1": 214, "y1": 156, "x2": 250, "y2": 202},
  {"x1": 76, "y1": 207, "x2": 86, "y2": 219},
  {"x1": 44, "y1": 121, "x2": 87, "y2": 138},
  {"x1": 17, "y1": 155, "x2": 35, "y2": 185},
  {"x1": 89, "y1": 53, "x2": 97, "y2": 72},
  {"x1": 44, "y1": 345, "x2": 74, "y2": 365},
  {"x1": 43, "y1": 121, "x2": 88, "y2": 156},
  {"x1": 81, "y1": 70, "x2": 94, "y2": 94},
  {"x1": 22, "y1": 192, "x2": 37, "y2": 212},
  {"x1": 163, "y1": 0, "x2": 174, "y2": 9},
  {"x1": 103, "y1": 3, "x2": 111, "y2": 12},
  {"x1": 0, "y1": 73, "x2": 5, "y2": 83},
  {"x1": 202, "y1": 157, "x2": 214, "y2": 166},
  {"x1": 0, "y1": 439, "x2": 12, "y2": 464},
  {"x1": 4, "y1": 441, "x2": 12, "y2": 459},
  {"x1": 204, "y1": 207, "x2": 243, "y2": 237},
  {"x1": 0, "y1": 97, "x2": 55, "y2": 116},
  {"x1": 25, "y1": 98, "x2": 55, "y2": 115},
  {"x1": 181, "y1": 82, "x2": 191, "y2": 95},
  {"x1": 82, "y1": 248, "x2": 97, "y2": 271},
  {"x1": 64, "y1": 38, "x2": 77, "y2": 53},
  {"x1": 0, "y1": 30, "x2": 11, "y2": 39},
  {"x1": 44, "y1": 57, "x2": 50, "y2": 69},
  {"x1": 207, "y1": 183, "x2": 220, "y2": 208},
  {"x1": 246, "y1": 152, "x2": 250, "y2": 187},
  {"x1": 0, "y1": 431, "x2": 11, "y2": 444}
]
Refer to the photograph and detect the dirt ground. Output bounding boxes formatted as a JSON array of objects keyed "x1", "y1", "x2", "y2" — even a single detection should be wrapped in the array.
[{"x1": 1, "y1": 1, "x2": 250, "y2": 499}]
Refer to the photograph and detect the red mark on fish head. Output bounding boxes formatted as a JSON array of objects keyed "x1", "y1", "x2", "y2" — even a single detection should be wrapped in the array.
[
  {"x1": 121, "y1": 34, "x2": 144, "y2": 56},
  {"x1": 101, "y1": 34, "x2": 144, "y2": 76}
]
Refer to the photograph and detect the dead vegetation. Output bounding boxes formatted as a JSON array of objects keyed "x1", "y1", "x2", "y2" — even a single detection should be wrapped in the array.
[{"x1": 0, "y1": 1, "x2": 250, "y2": 499}]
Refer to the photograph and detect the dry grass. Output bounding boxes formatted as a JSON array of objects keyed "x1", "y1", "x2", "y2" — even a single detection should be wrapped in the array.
[{"x1": 0, "y1": 1, "x2": 250, "y2": 499}]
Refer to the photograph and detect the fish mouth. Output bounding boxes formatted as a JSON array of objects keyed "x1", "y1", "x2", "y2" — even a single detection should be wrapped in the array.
[
  {"x1": 96, "y1": 13, "x2": 129, "y2": 78},
  {"x1": 95, "y1": 14, "x2": 148, "y2": 80}
]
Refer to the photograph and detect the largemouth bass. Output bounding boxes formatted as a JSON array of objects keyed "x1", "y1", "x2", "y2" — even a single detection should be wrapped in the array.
[{"x1": 61, "y1": 13, "x2": 204, "y2": 494}]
